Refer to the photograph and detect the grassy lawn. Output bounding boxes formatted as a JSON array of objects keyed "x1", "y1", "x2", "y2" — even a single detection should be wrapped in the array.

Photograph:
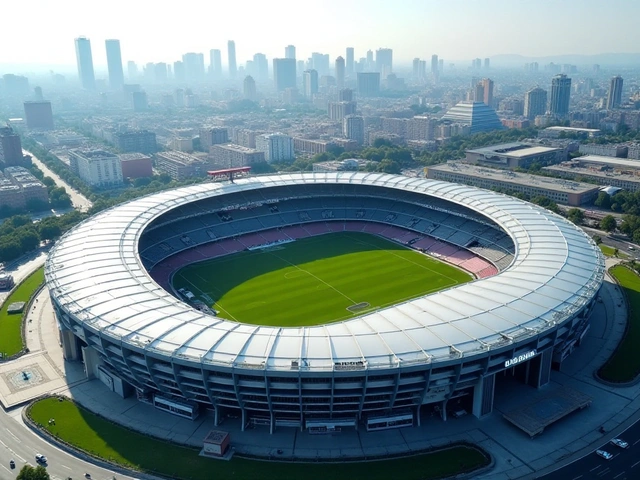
[
  {"x1": 28, "y1": 397, "x2": 489, "y2": 480},
  {"x1": 599, "y1": 265, "x2": 640, "y2": 382},
  {"x1": 599, "y1": 244, "x2": 629, "y2": 258},
  {"x1": 0, "y1": 266, "x2": 44, "y2": 357},
  {"x1": 173, "y1": 232, "x2": 471, "y2": 326}
]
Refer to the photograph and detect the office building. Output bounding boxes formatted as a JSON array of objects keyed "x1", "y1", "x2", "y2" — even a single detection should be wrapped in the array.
[
  {"x1": 303, "y1": 69, "x2": 319, "y2": 97},
  {"x1": 114, "y1": 130, "x2": 157, "y2": 154},
  {"x1": 357, "y1": 72, "x2": 380, "y2": 97},
  {"x1": 132, "y1": 91, "x2": 148, "y2": 111},
  {"x1": 481, "y1": 78, "x2": 494, "y2": 106},
  {"x1": 105, "y1": 39, "x2": 124, "y2": 90},
  {"x1": 68, "y1": 149, "x2": 123, "y2": 187},
  {"x1": 75, "y1": 37, "x2": 96, "y2": 90},
  {"x1": 335, "y1": 56, "x2": 345, "y2": 89},
  {"x1": 23, "y1": 101, "x2": 54, "y2": 130},
  {"x1": 407, "y1": 116, "x2": 437, "y2": 141},
  {"x1": 273, "y1": 58, "x2": 296, "y2": 91},
  {"x1": 427, "y1": 163, "x2": 598, "y2": 206},
  {"x1": 339, "y1": 88, "x2": 353, "y2": 102},
  {"x1": 607, "y1": 76, "x2": 624, "y2": 110},
  {"x1": 243, "y1": 76, "x2": 257, "y2": 101},
  {"x1": 252, "y1": 53, "x2": 269, "y2": 83},
  {"x1": 431, "y1": 54, "x2": 439, "y2": 76},
  {"x1": 441, "y1": 101, "x2": 503, "y2": 134},
  {"x1": 346, "y1": 47, "x2": 354, "y2": 75},
  {"x1": 200, "y1": 127, "x2": 229, "y2": 151},
  {"x1": 578, "y1": 144, "x2": 628, "y2": 157},
  {"x1": 155, "y1": 151, "x2": 210, "y2": 180},
  {"x1": 255, "y1": 133, "x2": 294, "y2": 162},
  {"x1": 228, "y1": 41, "x2": 237, "y2": 78},
  {"x1": 182, "y1": 53, "x2": 205, "y2": 83},
  {"x1": 33, "y1": 87, "x2": 43, "y2": 101},
  {"x1": 209, "y1": 49, "x2": 222, "y2": 78},
  {"x1": 119, "y1": 153, "x2": 153, "y2": 179},
  {"x1": 0, "y1": 127, "x2": 24, "y2": 166},
  {"x1": 285, "y1": 45, "x2": 296, "y2": 59},
  {"x1": 311, "y1": 52, "x2": 330, "y2": 76},
  {"x1": 464, "y1": 142, "x2": 563, "y2": 169},
  {"x1": 550, "y1": 74, "x2": 571, "y2": 116},
  {"x1": 376, "y1": 48, "x2": 392, "y2": 74},
  {"x1": 209, "y1": 144, "x2": 265, "y2": 168},
  {"x1": 524, "y1": 87, "x2": 548, "y2": 120},
  {"x1": 328, "y1": 101, "x2": 357, "y2": 121},
  {"x1": 127, "y1": 61, "x2": 138, "y2": 80},
  {"x1": 343, "y1": 115, "x2": 365, "y2": 145}
]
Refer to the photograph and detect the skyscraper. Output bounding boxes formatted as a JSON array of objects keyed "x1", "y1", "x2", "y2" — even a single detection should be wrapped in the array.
[
  {"x1": 357, "y1": 72, "x2": 380, "y2": 97},
  {"x1": 75, "y1": 37, "x2": 96, "y2": 90},
  {"x1": 311, "y1": 53, "x2": 330, "y2": 76},
  {"x1": 431, "y1": 54, "x2": 439, "y2": 75},
  {"x1": 607, "y1": 75, "x2": 624, "y2": 110},
  {"x1": 523, "y1": 87, "x2": 547, "y2": 119},
  {"x1": 273, "y1": 58, "x2": 296, "y2": 91},
  {"x1": 24, "y1": 101, "x2": 54, "y2": 130},
  {"x1": 484, "y1": 58, "x2": 490, "y2": 69},
  {"x1": 253, "y1": 53, "x2": 269, "y2": 83},
  {"x1": 243, "y1": 76, "x2": 257, "y2": 101},
  {"x1": 210, "y1": 49, "x2": 222, "y2": 79},
  {"x1": 375, "y1": 48, "x2": 393, "y2": 74},
  {"x1": 549, "y1": 74, "x2": 571, "y2": 116},
  {"x1": 303, "y1": 70, "x2": 319, "y2": 97},
  {"x1": 343, "y1": 115, "x2": 365, "y2": 145},
  {"x1": 182, "y1": 53, "x2": 205, "y2": 83},
  {"x1": 127, "y1": 61, "x2": 138, "y2": 81},
  {"x1": 481, "y1": 78, "x2": 494, "y2": 106},
  {"x1": 346, "y1": 47, "x2": 354, "y2": 75},
  {"x1": 105, "y1": 39, "x2": 124, "y2": 90},
  {"x1": 285, "y1": 45, "x2": 296, "y2": 59},
  {"x1": 335, "y1": 56, "x2": 345, "y2": 89},
  {"x1": 228, "y1": 40, "x2": 237, "y2": 78}
]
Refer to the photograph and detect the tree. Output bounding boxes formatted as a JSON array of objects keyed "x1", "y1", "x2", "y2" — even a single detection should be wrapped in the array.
[
  {"x1": 567, "y1": 208, "x2": 584, "y2": 225},
  {"x1": 600, "y1": 215, "x2": 617, "y2": 232},
  {"x1": 376, "y1": 159, "x2": 402, "y2": 174},
  {"x1": 16, "y1": 464, "x2": 50, "y2": 480},
  {"x1": 594, "y1": 192, "x2": 612, "y2": 209}
]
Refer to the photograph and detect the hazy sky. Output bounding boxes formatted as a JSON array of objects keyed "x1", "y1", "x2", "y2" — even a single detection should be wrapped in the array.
[{"x1": 2, "y1": 0, "x2": 639, "y2": 69}]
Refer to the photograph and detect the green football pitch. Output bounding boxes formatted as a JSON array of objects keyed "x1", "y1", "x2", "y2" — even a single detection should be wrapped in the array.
[{"x1": 172, "y1": 232, "x2": 472, "y2": 327}]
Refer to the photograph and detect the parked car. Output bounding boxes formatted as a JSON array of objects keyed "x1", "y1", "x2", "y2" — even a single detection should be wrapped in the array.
[
  {"x1": 610, "y1": 438, "x2": 629, "y2": 449},
  {"x1": 596, "y1": 449, "x2": 613, "y2": 460}
]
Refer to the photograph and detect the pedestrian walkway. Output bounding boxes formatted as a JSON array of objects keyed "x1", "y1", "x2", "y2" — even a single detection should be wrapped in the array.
[{"x1": 8, "y1": 263, "x2": 639, "y2": 479}]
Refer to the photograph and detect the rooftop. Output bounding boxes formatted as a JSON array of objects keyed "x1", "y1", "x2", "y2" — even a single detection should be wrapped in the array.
[
  {"x1": 467, "y1": 142, "x2": 560, "y2": 158},
  {"x1": 572, "y1": 155, "x2": 640, "y2": 169}
]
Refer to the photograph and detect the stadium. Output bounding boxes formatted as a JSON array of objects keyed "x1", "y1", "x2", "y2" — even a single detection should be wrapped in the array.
[{"x1": 45, "y1": 172, "x2": 604, "y2": 435}]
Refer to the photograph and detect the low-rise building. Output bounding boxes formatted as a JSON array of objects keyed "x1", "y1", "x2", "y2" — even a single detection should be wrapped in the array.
[
  {"x1": 114, "y1": 130, "x2": 157, "y2": 154},
  {"x1": 578, "y1": 144, "x2": 628, "y2": 157},
  {"x1": 209, "y1": 144, "x2": 265, "y2": 169},
  {"x1": 464, "y1": 142, "x2": 564, "y2": 169},
  {"x1": 0, "y1": 167, "x2": 48, "y2": 209},
  {"x1": 155, "y1": 151, "x2": 211, "y2": 181},
  {"x1": 292, "y1": 138, "x2": 336, "y2": 154},
  {"x1": 119, "y1": 153, "x2": 153, "y2": 179},
  {"x1": 68, "y1": 149, "x2": 123, "y2": 187},
  {"x1": 539, "y1": 126, "x2": 601, "y2": 139},
  {"x1": 427, "y1": 162, "x2": 600, "y2": 206},
  {"x1": 312, "y1": 158, "x2": 366, "y2": 172}
]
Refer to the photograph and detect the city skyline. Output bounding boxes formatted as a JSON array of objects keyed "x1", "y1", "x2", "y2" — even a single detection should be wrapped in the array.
[{"x1": 3, "y1": 0, "x2": 640, "y2": 71}]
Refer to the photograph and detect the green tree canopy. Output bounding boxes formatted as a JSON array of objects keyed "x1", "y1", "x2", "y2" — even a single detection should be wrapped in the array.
[
  {"x1": 600, "y1": 215, "x2": 617, "y2": 232},
  {"x1": 16, "y1": 464, "x2": 50, "y2": 480}
]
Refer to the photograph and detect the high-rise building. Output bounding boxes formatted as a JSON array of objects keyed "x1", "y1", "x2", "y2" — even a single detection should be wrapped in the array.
[
  {"x1": 375, "y1": 48, "x2": 393, "y2": 74},
  {"x1": 366, "y1": 50, "x2": 374, "y2": 69},
  {"x1": 182, "y1": 53, "x2": 205, "y2": 83},
  {"x1": 273, "y1": 58, "x2": 296, "y2": 91},
  {"x1": 431, "y1": 54, "x2": 439, "y2": 75},
  {"x1": 473, "y1": 83, "x2": 485, "y2": 103},
  {"x1": 607, "y1": 75, "x2": 624, "y2": 110},
  {"x1": 346, "y1": 47, "x2": 354, "y2": 75},
  {"x1": 132, "y1": 91, "x2": 148, "y2": 111},
  {"x1": 209, "y1": 49, "x2": 222, "y2": 79},
  {"x1": 484, "y1": 58, "x2": 490, "y2": 69},
  {"x1": 23, "y1": 101, "x2": 54, "y2": 130},
  {"x1": 328, "y1": 101, "x2": 356, "y2": 121},
  {"x1": 0, "y1": 127, "x2": 25, "y2": 166},
  {"x1": 200, "y1": 127, "x2": 229, "y2": 151},
  {"x1": 343, "y1": 115, "x2": 365, "y2": 145},
  {"x1": 335, "y1": 56, "x2": 345, "y2": 89},
  {"x1": 75, "y1": 37, "x2": 96, "y2": 90},
  {"x1": 413, "y1": 58, "x2": 426, "y2": 82},
  {"x1": 357, "y1": 72, "x2": 380, "y2": 97},
  {"x1": 303, "y1": 70, "x2": 319, "y2": 98},
  {"x1": 68, "y1": 149, "x2": 123, "y2": 187},
  {"x1": 311, "y1": 53, "x2": 330, "y2": 76},
  {"x1": 550, "y1": 74, "x2": 572, "y2": 116},
  {"x1": 524, "y1": 87, "x2": 548, "y2": 119},
  {"x1": 339, "y1": 88, "x2": 353, "y2": 102},
  {"x1": 210, "y1": 144, "x2": 265, "y2": 168},
  {"x1": 114, "y1": 130, "x2": 157, "y2": 154},
  {"x1": 105, "y1": 39, "x2": 124, "y2": 90},
  {"x1": 481, "y1": 78, "x2": 494, "y2": 106},
  {"x1": 243, "y1": 76, "x2": 257, "y2": 101},
  {"x1": 255, "y1": 133, "x2": 294, "y2": 162},
  {"x1": 228, "y1": 40, "x2": 237, "y2": 78},
  {"x1": 252, "y1": 53, "x2": 269, "y2": 83},
  {"x1": 173, "y1": 61, "x2": 185, "y2": 83},
  {"x1": 127, "y1": 61, "x2": 138, "y2": 81},
  {"x1": 285, "y1": 45, "x2": 296, "y2": 60}
]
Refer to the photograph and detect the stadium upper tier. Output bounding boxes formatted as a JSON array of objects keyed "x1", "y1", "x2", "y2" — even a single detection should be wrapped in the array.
[{"x1": 45, "y1": 173, "x2": 605, "y2": 372}]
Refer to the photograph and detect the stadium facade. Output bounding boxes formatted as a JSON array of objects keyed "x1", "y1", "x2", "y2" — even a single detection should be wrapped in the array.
[{"x1": 45, "y1": 173, "x2": 604, "y2": 433}]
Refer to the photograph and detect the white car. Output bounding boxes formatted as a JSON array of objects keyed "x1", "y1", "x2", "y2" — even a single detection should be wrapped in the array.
[
  {"x1": 35, "y1": 453, "x2": 47, "y2": 463},
  {"x1": 610, "y1": 438, "x2": 629, "y2": 449},
  {"x1": 596, "y1": 449, "x2": 613, "y2": 460}
]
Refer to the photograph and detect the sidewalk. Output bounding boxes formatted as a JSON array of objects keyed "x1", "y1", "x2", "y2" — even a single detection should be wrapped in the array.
[{"x1": 11, "y1": 264, "x2": 640, "y2": 479}]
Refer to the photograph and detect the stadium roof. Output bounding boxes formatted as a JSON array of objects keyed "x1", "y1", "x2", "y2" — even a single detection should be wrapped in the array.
[{"x1": 45, "y1": 173, "x2": 604, "y2": 372}]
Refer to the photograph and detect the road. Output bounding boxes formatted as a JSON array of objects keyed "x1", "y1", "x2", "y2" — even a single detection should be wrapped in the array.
[
  {"x1": 540, "y1": 419, "x2": 640, "y2": 480},
  {"x1": 24, "y1": 149, "x2": 93, "y2": 212}
]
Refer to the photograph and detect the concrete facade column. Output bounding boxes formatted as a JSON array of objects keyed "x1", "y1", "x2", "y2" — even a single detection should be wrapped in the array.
[
  {"x1": 60, "y1": 329, "x2": 79, "y2": 360},
  {"x1": 472, "y1": 373, "x2": 495, "y2": 418},
  {"x1": 527, "y1": 348, "x2": 553, "y2": 389}
]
